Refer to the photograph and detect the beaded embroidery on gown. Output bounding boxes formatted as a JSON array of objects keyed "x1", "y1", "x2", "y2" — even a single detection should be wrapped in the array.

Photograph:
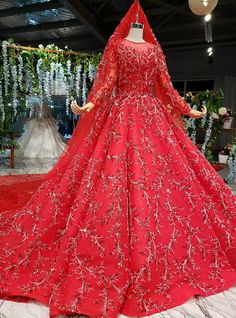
[{"x1": 0, "y1": 2, "x2": 236, "y2": 318}]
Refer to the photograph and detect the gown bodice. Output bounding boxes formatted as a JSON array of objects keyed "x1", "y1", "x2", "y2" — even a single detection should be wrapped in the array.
[
  {"x1": 88, "y1": 38, "x2": 192, "y2": 117},
  {"x1": 116, "y1": 39, "x2": 157, "y2": 96}
]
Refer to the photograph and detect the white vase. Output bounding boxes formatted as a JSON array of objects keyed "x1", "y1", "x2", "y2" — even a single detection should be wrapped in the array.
[
  {"x1": 223, "y1": 116, "x2": 233, "y2": 129},
  {"x1": 218, "y1": 154, "x2": 229, "y2": 164}
]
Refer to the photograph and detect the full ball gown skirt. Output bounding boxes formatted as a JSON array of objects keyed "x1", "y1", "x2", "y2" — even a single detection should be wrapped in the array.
[
  {"x1": 0, "y1": 39, "x2": 236, "y2": 318},
  {"x1": 15, "y1": 105, "x2": 65, "y2": 159}
]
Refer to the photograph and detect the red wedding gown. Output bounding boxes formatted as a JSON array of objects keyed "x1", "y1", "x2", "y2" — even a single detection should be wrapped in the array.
[{"x1": 0, "y1": 38, "x2": 236, "y2": 318}]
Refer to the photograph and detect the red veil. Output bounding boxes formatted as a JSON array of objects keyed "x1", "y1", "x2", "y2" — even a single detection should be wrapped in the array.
[
  {"x1": 0, "y1": 0, "x2": 191, "y2": 209},
  {"x1": 71, "y1": 0, "x2": 191, "y2": 147}
]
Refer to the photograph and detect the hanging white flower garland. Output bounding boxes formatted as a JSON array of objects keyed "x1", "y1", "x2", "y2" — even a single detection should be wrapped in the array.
[
  {"x1": 50, "y1": 62, "x2": 55, "y2": 95},
  {"x1": 18, "y1": 55, "x2": 24, "y2": 91},
  {"x1": 189, "y1": 104, "x2": 198, "y2": 144},
  {"x1": 36, "y1": 58, "x2": 44, "y2": 115},
  {"x1": 75, "y1": 64, "x2": 82, "y2": 98},
  {"x1": 88, "y1": 62, "x2": 96, "y2": 82},
  {"x1": 201, "y1": 115, "x2": 213, "y2": 155},
  {"x1": 2, "y1": 41, "x2": 10, "y2": 96},
  {"x1": 25, "y1": 69, "x2": 33, "y2": 95},
  {"x1": 0, "y1": 82, "x2": 5, "y2": 125},
  {"x1": 227, "y1": 145, "x2": 236, "y2": 182},
  {"x1": 65, "y1": 60, "x2": 72, "y2": 115},
  {"x1": 82, "y1": 70, "x2": 87, "y2": 105},
  {"x1": 0, "y1": 42, "x2": 101, "y2": 126},
  {"x1": 11, "y1": 65, "x2": 18, "y2": 116},
  {"x1": 44, "y1": 71, "x2": 51, "y2": 99}
]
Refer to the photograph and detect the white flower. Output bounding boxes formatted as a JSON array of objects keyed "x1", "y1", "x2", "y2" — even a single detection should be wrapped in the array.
[
  {"x1": 219, "y1": 107, "x2": 228, "y2": 116},
  {"x1": 36, "y1": 59, "x2": 44, "y2": 110},
  {"x1": 67, "y1": 60, "x2": 71, "y2": 74},
  {"x1": 18, "y1": 56, "x2": 24, "y2": 90},
  {"x1": 11, "y1": 65, "x2": 18, "y2": 116},
  {"x1": 75, "y1": 64, "x2": 82, "y2": 97},
  {"x1": 2, "y1": 40, "x2": 10, "y2": 96},
  {"x1": 82, "y1": 71, "x2": 87, "y2": 105},
  {"x1": 88, "y1": 62, "x2": 96, "y2": 81},
  {"x1": 211, "y1": 112, "x2": 219, "y2": 119},
  {"x1": 43, "y1": 71, "x2": 51, "y2": 98}
]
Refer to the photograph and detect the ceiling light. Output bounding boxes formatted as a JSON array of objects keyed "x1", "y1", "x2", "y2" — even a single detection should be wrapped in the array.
[
  {"x1": 188, "y1": 0, "x2": 218, "y2": 16},
  {"x1": 205, "y1": 23, "x2": 213, "y2": 42},
  {"x1": 207, "y1": 47, "x2": 213, "y2": 55},
  {"x1": 204, "y1": 14, "x2": 212, "y2": 22}
]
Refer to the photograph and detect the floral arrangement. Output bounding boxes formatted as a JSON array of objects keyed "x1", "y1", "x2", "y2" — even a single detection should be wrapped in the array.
[
  {"x1": 0, "y1": 40, "x2": 102, "y2": 132},
  {"x1": 219, "y1": 143, "x2": 232, "y2": 156},
  {"x1": 211, "y1": 106, "x2": 232, "y2": 125},
  {"x1": 184, "y1": 89, "x2": 231, "y2": 163},
  {"x1": 218, "y1": 107, "x2": 232, "y2": 118}
]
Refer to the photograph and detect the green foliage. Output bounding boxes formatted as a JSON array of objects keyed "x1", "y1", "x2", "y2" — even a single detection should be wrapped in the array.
[
  {"x1": 0, "y1": 131, "x2": 20, "y2": 151},
  {"x1": 0, "y1": 41, "x2": 102, "y2": 148},
  {"x1": 185, "y1": 90, "x2": 227, "y2": 163}
]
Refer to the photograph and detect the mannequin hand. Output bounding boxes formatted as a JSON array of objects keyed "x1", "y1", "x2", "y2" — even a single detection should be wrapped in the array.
[
  {"x1": 71, "y1": 100, "x2": 95, "y2": 115},
  {"x1": 189, "y1": 106, "x2": 207, "y2": 119}
]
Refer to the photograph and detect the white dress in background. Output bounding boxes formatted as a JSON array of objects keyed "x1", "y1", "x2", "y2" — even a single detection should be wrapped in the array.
[{"x1": 15, "y1": 104, "x2": 65, "y2": 158}]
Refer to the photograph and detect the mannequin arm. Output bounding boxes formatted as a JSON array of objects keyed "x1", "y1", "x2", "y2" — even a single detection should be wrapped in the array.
[
  {"x1": 87, "y1": 62, "x2": 117, "y2": 107},
  {"x1": 71, "y1": 61, "x2": 117, "y2": 115}
]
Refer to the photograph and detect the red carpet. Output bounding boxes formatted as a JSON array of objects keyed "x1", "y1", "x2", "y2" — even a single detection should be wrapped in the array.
[{"x1": 0, "y1": 174, "x2": 45, "y2": 211}]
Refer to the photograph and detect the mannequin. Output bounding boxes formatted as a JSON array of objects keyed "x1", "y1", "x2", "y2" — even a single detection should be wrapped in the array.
[
  {"x1": 125, "y1": 22, "x2": 145, "y2": 43},
  {"x1": 70, "y1": 4, "x2": 206, "y2": 119}
]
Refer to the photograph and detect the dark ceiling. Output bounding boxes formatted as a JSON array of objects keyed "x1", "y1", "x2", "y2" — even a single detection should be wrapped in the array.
[{"x1": 0, "y1": 0, "x2": 235, "y2": 53}]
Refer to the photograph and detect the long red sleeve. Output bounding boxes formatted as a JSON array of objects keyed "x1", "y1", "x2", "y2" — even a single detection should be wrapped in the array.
[
  {"x1": 155, "y1": 48, "x2": 191, "y2": 116},
  {"x1": 87, "y1": 56, "x2": 117, "y2": 107}
]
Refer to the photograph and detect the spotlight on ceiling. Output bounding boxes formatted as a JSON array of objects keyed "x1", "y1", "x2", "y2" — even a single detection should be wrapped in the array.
[
  {"x1": 207, "y1": 47, "x2": 213, "y2": 56},
  {"x1": 204, "y1": 14, "x2": 212, "y2": 22}
]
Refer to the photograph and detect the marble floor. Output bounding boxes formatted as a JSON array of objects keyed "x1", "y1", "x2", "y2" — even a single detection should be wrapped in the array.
[
  {"x1": 0, "y1": 287, "x2": 236, "y2": 318},
  {"x1": 0, "y1": 156, "x2": 236, "y2": 317}
]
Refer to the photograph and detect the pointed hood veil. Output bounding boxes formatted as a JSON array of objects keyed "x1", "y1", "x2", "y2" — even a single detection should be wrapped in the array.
[
  {"x1": 71, "y1": 0, "x2": 186, "y2": 148},
  {"x1": 72, "y1": 0, "x2": 163, "y2": 143}
]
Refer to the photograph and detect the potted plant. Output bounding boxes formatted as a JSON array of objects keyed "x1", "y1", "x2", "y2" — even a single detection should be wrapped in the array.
[
  {"x1": 218, "y1": 143, "x2": 232, "y2": 164},
  {"x1": 0, "y1": 131, "x2": 20, "y2": 156},
  {"x1": 184, "y1": 90, "x2": 225, "y2": 163}
]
